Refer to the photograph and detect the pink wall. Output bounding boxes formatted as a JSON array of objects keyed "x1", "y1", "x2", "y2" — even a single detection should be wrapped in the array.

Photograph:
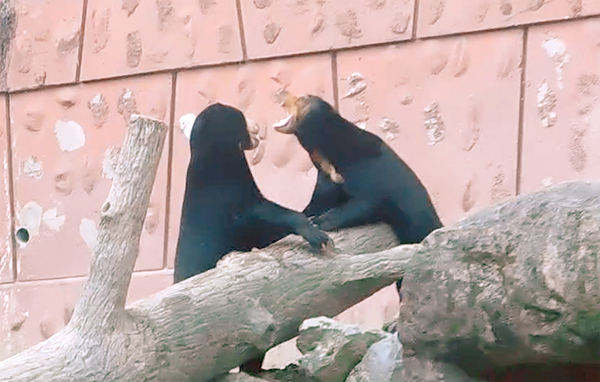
[{"x1": 1, "y1": 0, "x2": 599, "y2": 364}]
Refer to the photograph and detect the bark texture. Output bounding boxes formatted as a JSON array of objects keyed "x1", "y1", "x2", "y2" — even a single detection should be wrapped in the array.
[
  {"x1": 0, "y1": 228, "x2": 410, "y2": 382},
  {"x1": 396, "y1": 180, "x2": 600, "y2": 377}
]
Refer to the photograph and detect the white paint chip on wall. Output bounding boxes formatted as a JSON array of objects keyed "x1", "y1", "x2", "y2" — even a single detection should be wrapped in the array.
[
  {"x1": 179, "y1": 113, "x2": 196, "y2": 140},
  {"x1": 541, "y1": 37, "x2": 569, "y2": 89},
  {"x1": 54, "y1": 120, "x2": 86, "y2": 152},
  {"x1": 18, "y1": 201, "x2": 43, "y2": 237},
  {"x1": 42, "y1": 208, "x2": 66, "y2": 232},
  {"x1": 79, "y1": 218, "x2": 98, "y2": 252}
]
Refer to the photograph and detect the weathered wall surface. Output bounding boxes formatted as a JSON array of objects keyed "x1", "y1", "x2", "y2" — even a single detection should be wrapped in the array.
[{"x1": 0, "y1": 0, "x2": 599, "y2": 368}]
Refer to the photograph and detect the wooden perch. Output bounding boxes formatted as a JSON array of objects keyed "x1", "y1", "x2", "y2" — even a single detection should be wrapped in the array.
[
  {"x1": 126, "y1": 230, "x2": 413, "y2": 381},
  {"x1": 0, "y1": 229, "x2": 414, "y2": 381},
  {"x1": 0, "y1": 113, "x2": 414, "y2": 382},
  {"x1": 71, "y1": 114, "x2": 168, "y2": 330}
]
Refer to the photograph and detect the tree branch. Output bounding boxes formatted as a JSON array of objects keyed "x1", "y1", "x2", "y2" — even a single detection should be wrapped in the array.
[
  {"x1": 0, "y1": 225, "x2": 414, "y2": 382},
  {"x1": 127, "y1": 231, "x2": 413, "y2": 380},
  {"x1": 69, "y1": 114, "x2": 168, "y2": 331}
]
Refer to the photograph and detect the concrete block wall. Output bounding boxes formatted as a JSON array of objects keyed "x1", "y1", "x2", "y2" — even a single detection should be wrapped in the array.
[{"x1": 0, "y1": 0, "x2": 599, "y2": 367}]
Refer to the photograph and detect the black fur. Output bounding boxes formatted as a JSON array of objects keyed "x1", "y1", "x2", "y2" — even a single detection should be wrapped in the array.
[
  {"x1": 174, "y1": 103, "x2": 331, "y2": 282},
  {"x1": 276, "y1": 95, "x2": 443, "y2": 292}
]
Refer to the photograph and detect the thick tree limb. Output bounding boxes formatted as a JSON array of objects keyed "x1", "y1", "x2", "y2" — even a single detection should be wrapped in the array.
[
  {"x1": 126, "y1": 231, "x2": 412, "y2": 381},
  {"x1": 71, "y1": 114, "x2": 168, "y2": 331},
  {"x1": 0, "y1": 226, "x2": 413, "y2": 382}
]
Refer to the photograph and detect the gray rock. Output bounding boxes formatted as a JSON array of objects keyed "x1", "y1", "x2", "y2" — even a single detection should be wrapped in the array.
[
  {"x1": 345, "y1": 333, "x2": 402, "y2": 382},
  {"x1": 395, "y1": 180, "x2": 600, "y2": 376},
  {"x1": 296, "y1": 317, "x2": 399, "y2": 382}
]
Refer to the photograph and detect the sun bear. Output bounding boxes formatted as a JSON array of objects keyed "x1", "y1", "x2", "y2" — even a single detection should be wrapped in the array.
[
  {"x1": 273, "y1": 93, "x2": 443, "y2": 296},
  {"x1": 174, "y1": 103, "x2": 332, "y2": 284}
]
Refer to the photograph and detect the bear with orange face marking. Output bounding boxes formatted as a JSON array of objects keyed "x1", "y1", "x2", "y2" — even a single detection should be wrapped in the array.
[{"x1": 274, "y1": 93, "x2": 443, "y2": 295}]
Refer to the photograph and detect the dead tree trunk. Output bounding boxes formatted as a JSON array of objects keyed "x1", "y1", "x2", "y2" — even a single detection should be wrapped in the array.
[{"x1": 0, "y1": 113, "x2": 413, "y2": 382}]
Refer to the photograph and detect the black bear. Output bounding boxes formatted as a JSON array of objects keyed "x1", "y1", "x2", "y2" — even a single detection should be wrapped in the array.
[
  {"x1": 273, "y1": 93, "x2": 443, "y2": 295},
  {"x1": 174, "y1": 103, "x2": 333, "y2": 374}
]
